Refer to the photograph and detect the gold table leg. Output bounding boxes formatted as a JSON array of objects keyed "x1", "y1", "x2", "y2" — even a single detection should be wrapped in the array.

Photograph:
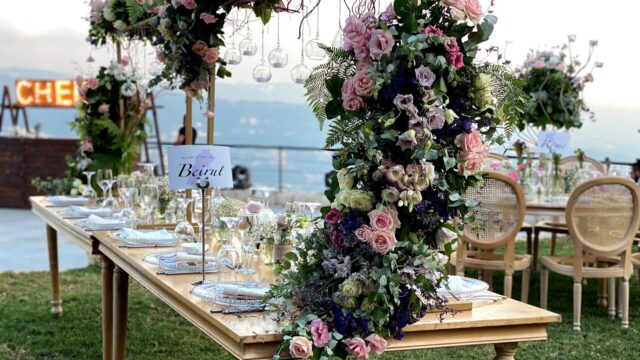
[
  {"x1": 46, "y1": 225, "x2": 63, "y2": 317},
  {"x1": 494, "y1": 342, "x2": 518, "y2": 360},
  {"x1": 113, "y1": 266, "x2": 129, "y2": 360},
  {"x1": 102, "y1": 255, "x2": 114, "y2": 360}
]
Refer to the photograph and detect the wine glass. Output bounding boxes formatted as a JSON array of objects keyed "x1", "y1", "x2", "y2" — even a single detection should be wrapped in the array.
[
  {"x1": 140, "y1": 184, "x2": 159, "y2": 224},
  {"x1": 217, "y1": 216, "x2": 241, "y2": 276},
  {"x1": 193, "y1": 194, "x2": 211, "y2": 243},
  {"x1": 119, "y1": 177, "x2": 138, "y2": 227},
  {"x1": 237, "y1": 213, "x2": 258, "y2": 276},
  {"x1": 174, "y1": 191, "x2": 195, "y2": 242},
  {"x1": 249, "y1": 187, "x2": 271, "y2": 207},
  {"x1": 139, "y1": 163, "x2": 155, "y2": 177},
  {"x1": 97, "y1": 169, "x2": 117, "y2": 209},
  {"x1": 305, "y1": 202, "x2": 322, "y2": 219},
  {"x1": 81, "y1": 171, "x2": 97, "y2": 202}
]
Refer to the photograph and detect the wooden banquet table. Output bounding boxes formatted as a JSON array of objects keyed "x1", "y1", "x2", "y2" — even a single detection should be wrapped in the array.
[{"x1": 30, "y1": 196, "x2": 561, "y2": 360}]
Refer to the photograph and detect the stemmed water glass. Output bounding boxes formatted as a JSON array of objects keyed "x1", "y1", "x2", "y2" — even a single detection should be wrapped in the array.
[
  {"x1": 305, "y1": 202, "x2": 321, "y2": 219},
  {"x1": 118, "y1": 176, "x2": 138, "y2": 227},
  {"x1": 237, "y1": 213, "x2": 258, "y2": 276},
  {"x1": 250, "y1": 187, "x2": 271, "y2": 207},
  {"x1": 193, "y1": 194, "x2": 211, "y2": 244},
  {"x1": 139, "y1": 162, "x2": 155, "y2": 177},
  {"x1": 140, "y1": 184, "x2": 159, "y2": 224},
  {"x1": 81, "y1": 171, "x2": 97, "y2": 202},
  {"x1": 97, "y1": 169, "x2": 118, "y2": 209},
  {"x1": 174, "y1": 191, "x2": 195, "y2": 242},
  {"x1": 217, "y1": 216, "x2": 241, "y2": 275}
]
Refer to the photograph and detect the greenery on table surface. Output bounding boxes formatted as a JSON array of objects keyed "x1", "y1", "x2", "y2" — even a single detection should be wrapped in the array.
[{"x1": 1, "y1": 238, "x2": 639, "y2": 359}]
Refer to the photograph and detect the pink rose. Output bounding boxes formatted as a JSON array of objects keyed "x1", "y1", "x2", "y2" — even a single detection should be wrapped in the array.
[
  {"x1": 343, "y1": 16, "x2": 368, "y2": 51},
  {"x1": 121, "y1": 55, "x2": 131, "y2": 67},
  {"x1": 325, "y1": 208, "x2": 342, "y2": 224},
  {"x1": 203, "y1": 48, "x2": 219, "y2": 65},
  {"x1": 355, "y1": 225, "x2": 374, "y2": 242},
  {"x1": 423, "y1": 25, "x2": 444, "y2": 37},
  {"x1": 342, "y1": 78, "x2": 356, "y2": 98},
  {"x1": 447, "y1": 51, "x2": 464, "y2": 70},
  {"x1": 86, "y1": 77, "x2": 98, "y2": 90},
  {"x1": 380, "y1": 3, "x2": 396, "y2": 21},
  {"x1": 555, "y1": 63, "x2": 565, "y2": 72},
  {"x1": 458, "y1": 150, "x2": 486, "y2": 176},
  {"x1": 289, "y1": 336, "x2": 313, "y2": 359},
  {"x1": 489, "y1": 161, "x2": 501, "y2": 170},
  {"x1": 443, "y1": 0, "x2": 465, "y2": 10},
  {"x1": 344, "y1": 337, "x2": 369, "y2": 359},
  {"x1": 455, "y1": 129, "x2": 485, "y2": 153},
  {"x1": 276, "y1": 213, "x2": 287, "y2": 226},
  {"x1": 179, "y1": 0, "x2": 197, "y2": 10},
  {"x1": 80, "y1": 137, "x2": 94, "y2": 153},
  {"x1": 365, "y1": 334, "x2": 387, "y2": 355},
  {"x1": 388, "y1": 207, "x2": 401, "y2": 229},
  {"x1": 343, "y1": 95, "x2": 364, "y2": 111},
  {"x1": 192, "y1": 40, "x2": 208, "y2": 56},
  {"x1": 199, "y1": 12, "x2": 217, "y2": 24},
  {"x1": 369, "y1": 230, "x2": 397, "y2": 255},
  {"x1": 507, "y1": 170, "x2": 520, "y2": 182},
  {"x1": 533, "y1": 60, "x2": 545, "y2": 69},
  {"x1": 368, "y1": 30, "x2": 394, "y2": 60},
  {"x1": 98, "y1": 104, "x2": 110, "y2": 114},
  {"x1": 443, "y1": 37, "x2": 459, "y2": 53},
  {"x1": 353, "y1": 71, "x2": 374, "y2": 97},
  {"x1": 309, "y1": 319, "x2": 330, "y2": 348},
  {"x1": 368, "y1": 209, "x2": 395, "y2": 231},
  {"x1": 464, "y1": 0, "x2": 483, "y2": 24}
]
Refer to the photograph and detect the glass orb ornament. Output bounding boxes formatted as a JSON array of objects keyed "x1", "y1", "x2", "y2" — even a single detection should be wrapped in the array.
[
  {"x1": 290, "y1": 63, "x2": 311, "y2": 84},
  {"x1": 252, "y1": 60, "x2": 272, "y2": 83},
  {"x1": 121, "y1": 81, "x2": 137, "y2": 97},
  {"x1": 268, "y1": 48, "x2": 288, "y2": 68},
  {"x1": 238, "y1": 37, "x2": 257, "y2": 56},
  {"x1": 224, "y1": 47, "x2": 242, "y2": 65},
  {"x1": 305, "y1": 38, "x2": 326, "y2": 60},
  {"x1": 332, "y1": 31, "x2": 344, "y2": 48}
]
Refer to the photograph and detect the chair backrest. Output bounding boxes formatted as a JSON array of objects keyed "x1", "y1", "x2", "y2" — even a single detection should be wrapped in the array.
[
  {"x1": 462, "y1": 171, "x2": 526, "y2": 249},
  {"x1": 566, "y1": 177, "x2": 640, "y2": 258},
  {"x1": 560, "y1": 155, "x2": 606, "y2": 175},
  {"x1": 482, "y1": 152, "x2": 509, "y2": 171}
]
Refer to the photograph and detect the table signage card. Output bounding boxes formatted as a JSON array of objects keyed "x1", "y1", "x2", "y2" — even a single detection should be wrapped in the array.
[
  {"x1": 537, "y1": 131, "x2": 570, "y2": 154},
  {"x1": 167, "y1": 145, "x2": 233, "y2": 190}
]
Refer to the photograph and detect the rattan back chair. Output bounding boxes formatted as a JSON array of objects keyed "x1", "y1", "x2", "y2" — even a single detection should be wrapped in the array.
[
  {"x1": 454, "y1": 171, "x2": 531, "y2": 301},
  {"x1": 560, "y1": 155, "x2": 606, "y2": 175},
  {"x1": 540, "y1": 177, "x2": 640, "y2": 331},
  {"x1": 482, "y1": 152, "x2": 509, "y2": 170}
]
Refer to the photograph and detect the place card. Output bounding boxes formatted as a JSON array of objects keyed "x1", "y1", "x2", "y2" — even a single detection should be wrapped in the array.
[{"x1": 167, "y1": 145, "x2": 233, "y2": 190}]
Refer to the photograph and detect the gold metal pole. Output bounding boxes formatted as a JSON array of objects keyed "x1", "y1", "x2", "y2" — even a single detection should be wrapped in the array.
[
  {"x1": 185, "y1": 92, "x2": 193, "y2": 222},
  {"x1": 116, "y1": 42, "x2": 125, "y2": 130},
  {"x1": 207, "y1": 67, "x2": 216, "y2": 145}
]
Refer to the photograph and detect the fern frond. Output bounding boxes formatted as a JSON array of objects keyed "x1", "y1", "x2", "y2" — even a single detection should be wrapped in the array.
[
  {"x1": 480, "y1": 64, "x2": 530, "y2": 133},
  {"x1": 305, "y1": 45, "x2": 357, "y2": 130}
]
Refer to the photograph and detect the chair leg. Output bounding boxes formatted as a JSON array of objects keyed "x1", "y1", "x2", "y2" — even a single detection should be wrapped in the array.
[
  {"x1": 617, "y1": 278, "x2": 623, "y2": 319},
  {"x1": 540, "y1": 266, "x2": 548, "y2": 309},
  {"x1": 573, "y1": 280, "x2": 582, "y2": 331},
  {"x1": 532, "y1": 229, "x2": 540, "y2": 272},
  {"x1": 550, "y1": 232, "x2": 557, "y2": 256},
  {"x1": 504, "y1": 273, "x2": 513, "y2": 298},
  {"x1": 483, "y1": 270, "x2": 494, "y2": 291},
  {"x1": 521, "y1": 267, "x2": 530, "y2": 304},
  {"x1": 608, "y1": 278, "x2": 616, "y2": 319},
  {"x1": 621, "y1": 279, "x2": 629, "y2": 329},
  {"x1": 526, "y1": 229, "x2": 532, "y2": 255}
]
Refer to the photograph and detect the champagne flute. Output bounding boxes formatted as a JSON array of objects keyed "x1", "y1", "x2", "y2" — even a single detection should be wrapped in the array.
[
  {"x1": 97, "y1": 169, "x2": 117, "y2": 209},
  {"x1": 140, "y1": 184, "x2": 159, "y2": 224},
  {"x1": 174, "y1": 191, "x2": 195, "y2": 242}
]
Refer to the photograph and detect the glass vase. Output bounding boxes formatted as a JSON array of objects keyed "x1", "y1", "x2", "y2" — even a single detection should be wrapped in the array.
[{"x1": 261, "y1": 242, "x2": 275, "y2": 265}]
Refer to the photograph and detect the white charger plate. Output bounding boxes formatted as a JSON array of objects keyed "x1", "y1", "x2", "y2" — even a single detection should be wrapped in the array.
[{"x1": 110, "y1": 230, "x2": 178, "y2": 246}]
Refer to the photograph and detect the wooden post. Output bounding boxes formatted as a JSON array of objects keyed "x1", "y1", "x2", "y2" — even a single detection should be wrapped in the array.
[
  {"x1": 113, "y1": 266, "x2": 129, "y2": 359},
  {"x1": 185, "y1": 93, "x2": 193, "y2": 222},
  {"x1": 207, "y1": 68, "x2": 216, "y2": 145},
  {"x1": 46, "y1": 225, "x2": 63, "y2": 317},
  {"x1": 101, "y1": 255, "x2": 114, "y2": 360},
  {"x1": 116, "y1": 42, "x2": 125, "y2": 130}
]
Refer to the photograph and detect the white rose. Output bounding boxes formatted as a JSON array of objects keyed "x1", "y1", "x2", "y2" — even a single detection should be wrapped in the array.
[
  {"x1": 337, "y1": 168, "x2": 354, "y2": 190},
  {"x1": 347, "y1": 190, "x2": 374, "y2": 211},
  {"x1": 436, "y1": 226, "x2": 458, "y2": 250}
]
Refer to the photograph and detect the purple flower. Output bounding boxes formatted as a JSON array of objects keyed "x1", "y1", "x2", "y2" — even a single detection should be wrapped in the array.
[
  {"x1": 393, "y1": 94, "x2": 414, "y2": 112},
  {"x1": 380, "y1": 3, "x2": 396, "y2": 21},
  {"x1": 415, "y1": 65, "x2": 436, "y2": 88},
  {"x1": 426, "y1": 108, "x2": 445, "y2": 130},
  {"x1": 397, "y1": 130, "x2": 418, "y2": 151}
]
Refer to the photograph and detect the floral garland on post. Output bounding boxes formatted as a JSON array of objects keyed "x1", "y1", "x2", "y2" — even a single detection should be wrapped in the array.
[
  {"x1": 268, "y1": 0, "x2": 522, "y2": 359},
  {"x1": 88, "y1": 0, "x2": 160, "y2": 46},
  {"x1": 515, "y1": 37, "x2": 602, "y2": 131},
  {"x1": 73, "y1": 63, "x2": 148, "y2": 174}
]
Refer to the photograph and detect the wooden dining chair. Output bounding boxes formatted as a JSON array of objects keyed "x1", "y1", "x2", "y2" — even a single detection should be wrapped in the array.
[
  {"x1": 532, "y1": 156, "x2": 607, "y2": 268},
  {"x1": 540, "y1": 177, "x2": 640, "y2": 331},
  {"x1": 453, "y1": 171, "x2": 531, "y2": 302}
]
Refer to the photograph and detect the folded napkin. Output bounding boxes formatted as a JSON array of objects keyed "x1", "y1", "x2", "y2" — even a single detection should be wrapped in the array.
[
  {"x1": 69, "y1": 206, "x2": 112, "y2": 217},
  {"x1": 217, "y1": 284, "x2": 269, "y2": 300},
  {"x1": 49, "y1": 196, "x2": 89, "y2": 205},
  {"x1": 120, "y1": 228, "x2": 174, "y2": 241},
  {"x1": 159, "y1": 252, "x2": 217, "y2": 263},
  {"x1": 86, "y1": 215, "x2": 124, "y2": 225}
]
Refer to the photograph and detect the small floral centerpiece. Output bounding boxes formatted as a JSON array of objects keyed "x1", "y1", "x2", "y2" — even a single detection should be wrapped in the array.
[
  {"x1": 73, "y1": 63, "x2": 148, "y2": 174},
  {"x1": 516, "y1": 36, "x2": 602, "y2": 131},
  {"x1": 268, "y1": 0, "x2": 522, "y2": 359}
]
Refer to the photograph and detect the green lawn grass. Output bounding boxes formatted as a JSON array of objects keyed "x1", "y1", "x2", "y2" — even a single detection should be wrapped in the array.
[{"x1": 1, "y1": 237, "x2": 639, "y2": 359}]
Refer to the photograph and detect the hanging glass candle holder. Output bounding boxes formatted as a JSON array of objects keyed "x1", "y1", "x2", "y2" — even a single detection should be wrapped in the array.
[
  {"x1": 224, "y1": 46, "x2": 243, "y2": 65},
  {"x1": 268, "y1": 13, "x2": 288, "y2": 68},
  {"x1": 291, "y1": 63, "x2": 311, "y2": 84},
  {"x1": 239, "y1": 24, "x2": 257, "y2": 56},
  {"x1": 121, "y1": 81, "x2": 137, "y2": 97},
  {"x1": 304, "y1": 6, "x2": 326, "y2": 60},
  {"x1": 252, "y1": 25, "x2": 272, "y2": 83}
]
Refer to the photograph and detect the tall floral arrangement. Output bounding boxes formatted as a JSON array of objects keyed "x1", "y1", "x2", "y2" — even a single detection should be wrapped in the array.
[
  {"x1": 88, "y1": 0, "x2": 160, "y2": 46},
  {"x1": 148, "y1": 0, "x2": 283, "y2": 95},
  {"x1": 72, "y1": 63, "x2": 148, "y2": 174},
  {"x1": 269, "y1": 0, "x2": 522, "y2": 359},
  {"x1": 515, "y1": 37, "x2": 602, "y2": 131}
]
